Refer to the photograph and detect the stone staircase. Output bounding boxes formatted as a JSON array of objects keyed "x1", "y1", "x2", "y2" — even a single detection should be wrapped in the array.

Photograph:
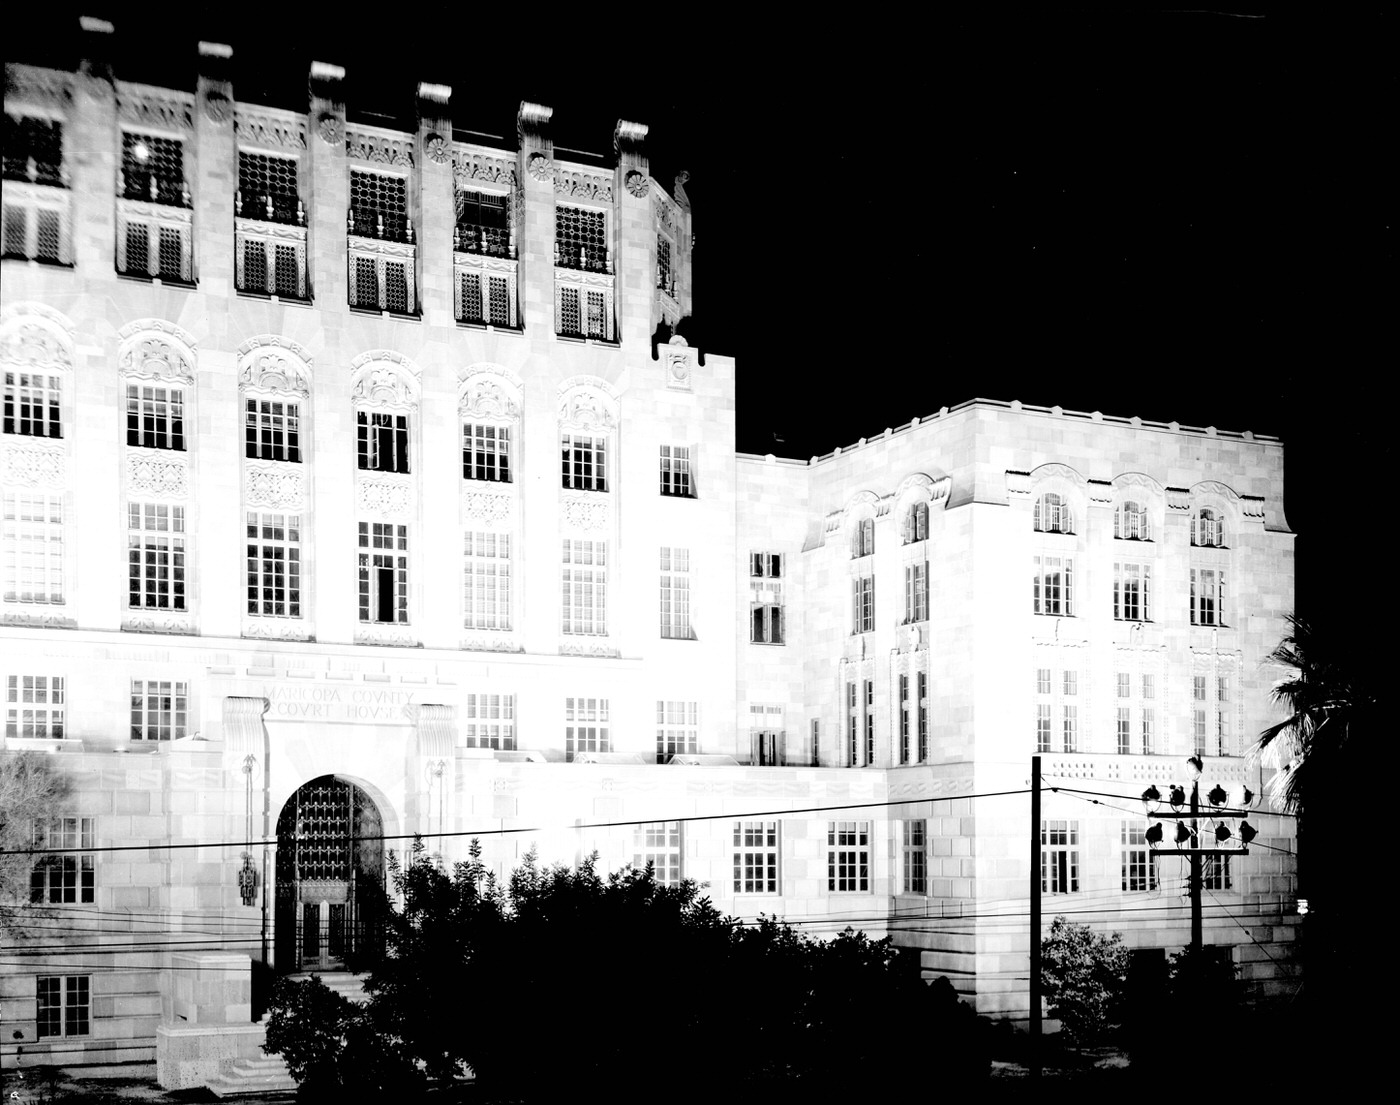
[{"x1": 298, "y1": 970, "x2": 370, "y2": 1004}]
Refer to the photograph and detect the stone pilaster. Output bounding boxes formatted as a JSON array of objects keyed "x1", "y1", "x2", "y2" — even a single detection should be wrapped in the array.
[
  {"x1": 415, "y1": 83, "x2": 454, "y2": 329},
  {"x1": 613, "y1": 120, "x2": 652, "y2": 351},
  {"x1": 516, "y1": 101, "x2": 555, "y2": 336},
  {"x1": 72, "y1": 16, "x2": 117, "y2": 275}
]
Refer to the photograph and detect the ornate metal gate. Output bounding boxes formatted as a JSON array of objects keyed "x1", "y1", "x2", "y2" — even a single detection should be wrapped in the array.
[{"x1": 274, "y1": 776, "x2": 385, "y2": 972}]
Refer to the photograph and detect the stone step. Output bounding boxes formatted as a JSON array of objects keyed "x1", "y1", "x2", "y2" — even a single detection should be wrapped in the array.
[
  {"x1": 290, "y1": 970, "x2": 370, "y2": 1004},
  {"x1": 206, "y1": 1052, "x2": 297, "y2": 1098}
]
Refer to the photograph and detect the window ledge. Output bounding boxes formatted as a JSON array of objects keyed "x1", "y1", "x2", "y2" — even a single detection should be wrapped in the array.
[
  {"x1": 354, "y1": 626, "x2": 421, "y2": 648},
  {"x1": 348, "y1": 305, "x2": 420, "y2": 321},
  {"x1": 1, "y1": 255, "x2": 75, "y2": 269}
]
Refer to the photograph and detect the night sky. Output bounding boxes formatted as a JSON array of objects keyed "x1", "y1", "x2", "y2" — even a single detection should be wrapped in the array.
[{"x1": 5, "y1": 8, "x2": 1391, "y2": 631}]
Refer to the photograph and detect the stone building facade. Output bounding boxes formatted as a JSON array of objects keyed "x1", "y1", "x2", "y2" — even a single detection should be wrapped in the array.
[{"x1": 2, "y1": 22, "x2": 1297, "y2": 1072}]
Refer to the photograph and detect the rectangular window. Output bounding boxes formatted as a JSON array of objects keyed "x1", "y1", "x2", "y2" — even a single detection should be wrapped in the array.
[
  {"x1": 237, "y1": 151, "x2": 299, "y2": 224},
  {"x1": 917, "y1": 671, "x2": 928, "y2": 762},
  {"x1": 1063, "y1": 705, "x2": 1079, "y2": 753},
  {"x1": 455, "y1": 187, "x2": 510, "y2": 252},
  {"x1": 36, "y1": 975, "x2": 90, "y2": 1038},
  {"x1": 846, "y1": 682, "x2": 859, "y2": 766},
  {"x1": 5, "y1": 675, "x2": 65, "y2": 739},
  {"x1": 1217, "y1": 676, "x2": 1232, "y2": 756},
  {"x1": 122, "y1": 131, "x2": 184, "y2": 205},
  {"x1": 3, "y1": 492, "x2": 64, "y2": 604},
  {"x1": 852, "y1": 575, "x2": 875, "y2": 633},
  {"x1": 560, "y1": 433, "x2": 607, "y2": 491},
  {"x1": 898, "y1": 674, "x2": 910, "y2": 765},
  {"x1": 1036, "y1": 668, "x2": 1051, "y2": 695},
  {"x1": 556, "y1": 204, "x2": 608, "y2": 272},
  {"x1": 349, "y1": 170, "x2": 409, "y2": 240},
  {"x1": 127, "y1": 503, "x2": 185, "y2": 610},
  {"x1": 853, "y1": 518, "x2": 875, "y2": 558},
  {"x1": 244, "y1": 399, "x2": 301, "y2": 462},
  {"x1": 357, "y1": 522, "x2": 408, "y2": 624},
  {"x1": 864, "y1": 679, "x2": 875, "y2": 765},
  {"x1": 561, "y1": 539, "x2": 607, "y2": 636},
  {"x1": 827, "y1": 821, "x2": 871, "y2": 893},
  {"x1": 1032, "y1": 555, "x2": 1074, "y2": 616},
  {"x1": 463, "y1": 693, "x2": 515, "y2": 750},
  {"x1": 464, "y1": 532, "x2": 511, "y2": 631},
  {"x1": 1190, "y1": 567, "x2": 1225, "y2": 626},
  {"x1": 656, "y1": 700, "x2": 699, "y2": 763},
  {"x1": 30, "y1": 817, "x2": 93, "y2": 904},
  {"x1": 1117, "y1": 707, "x2": 1132, "y2": 755},
  {"x1": 904, "y1": 561, "x2": 928, "y2": 623},
  {"x1": 659, "y1": 444, "x2": 693, "y2": 497},
  {"x1": 749, "y1": 552, "x2": 784, "y2": 644},
  {"x1": 246, "y1": 513, "x2": 301, "y2": 618},
  {"x1": 1036, "y1": 703, "x2": 1052, "y2": 753},
  {"x1": 903, "y1": 819, "x2": 927, "y2": 895},
  {"x1": 130, "y1": 679, "x2": 187, "y2": 741},
  {"x1": 1193, "y1": 675, "x2": 1208, "y2": 757},
  {"x1": 125, "y1": 384, "x2": 184, "y2": 450},
  {"x1": 565, "y1": 697, "x2": 609, "y2": 761},
  {"x1": 634, "y1": 821, "x2": 682, "y2": 886},
  {"x1": 4, "y1": 371, "x2": 62, "y2": 438},
  {"x1": 462, "y1": 423, "x2": 510, "y2": 483},
  {"x1": 4, "y1": 114, "x2": 64, "y2": 185},
  {"x1": 1121, "y1": 821, "x2": 1157, "y2": 892},
  {"x1": 356, "y1": 411, "x2": 410, "y2": 474},
  {"x1": 1041, "y1": 820, "x2": 1079, "y2": 894},
  {"x1": 1142, "y1": 708, "x2": 1156, "y2": 755},
  {"x1": 1113, "y1": 562, "x2": 1151, "y2": 621},
  {"x1": 656, "y1": 233, "x2": 674, "y2": 292},
  {"x1": 732, "y1": 821, "x2": 779, "y2": 894},
  {"x1": 1203, "y1": 854, "x2": 1233, "y2": 891},
  {"x1": 659, "y1": 547, "x2": 692, "y2": 639}
]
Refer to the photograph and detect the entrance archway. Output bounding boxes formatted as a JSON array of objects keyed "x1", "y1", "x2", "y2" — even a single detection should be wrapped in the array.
[{"x1": 274, "y1": 776, "x2": 385, "y2": 973}]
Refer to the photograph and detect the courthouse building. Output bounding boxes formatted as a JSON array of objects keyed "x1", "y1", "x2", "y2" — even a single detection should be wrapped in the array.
[{"x1": 2, "y1": 21, "x2": 1298, "y2": 1075}]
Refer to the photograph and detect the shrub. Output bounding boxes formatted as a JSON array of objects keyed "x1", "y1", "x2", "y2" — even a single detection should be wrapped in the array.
[{"x1": 1040, "y1": 915, "x2": 1130, "y2": 1045}]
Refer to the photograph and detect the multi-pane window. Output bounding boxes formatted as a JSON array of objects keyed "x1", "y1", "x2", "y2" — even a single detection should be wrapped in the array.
[
  {"x1": 1113, "y1": 562, "x2": 1151, "y2": 622},
  {"x1": 634, "y1": 822, "x2": 683, "y2": 886},
  {"x1": 1121, "y1": 822, "x2": 1157, "y2": 892},
  {"x1": 5, "y1": 675, "x2": 65, "y2": 739},
  {"x1": 1202, "y1": 854, "x2": 1233, "y2": 891},
  {"x1": 2, "y1": 116, "x2": 68, "y2": 263},
  {"x1": 656, "y1": 700, "x2": 699, "y2": 763},
  {"x1": 127, "y1": 503, "x2": 185, "y2": 610},
  {"x1": 905, "y1": 500, "x2": 929, "y2": 544},
  {"x1": 1194, "y1": 672, "x2": 1235, "y2": 757},
  {"x1": 130, "y1": 679, "x2": 187, "y2": 741},
  {"x1": 917, "y1": 671, "x2": 929, "y2": 762},
  {"x1": 564, "y1": 697, "x2": 609, "y2": 761},
  {"x1": 246, "y1": 513, "x2": 301, "y2": 618},
  {"x1": 556, "y1": 205, "x2": 608, "y2": 271},
  {"x1": 357, "y1": 523, "x2": 408, "y2": 624},
  {"x1": 561, "y1": 540, "x2": 607, "y2": 635},
  {"x1": 846, "y1": 682, "x2": 859, "y2": 766},
  {"x1": 852, "y1": 518, "x2": 875, "y2": 558},
  {"x1": 1032, "y1": 555, "x2": 1074, "y2": 616},
  {"x1": 659, "y1": 547, "x2": 692, "y2": 639},
  {"x1": 557, "y1": 287, "x2": 610, "y2": 340},
  {"x1": 30, "y1": 817, "x2": 93, "y2": 903},
  {"x1": 1193, "y1": 675, "x2": 1208, "y2": 757},
  {"x1": 1033, "y1": 493, "x2": 1073, "y2": 534},
  {"x1": 904, "y1": 561, "x2": 928, "y2": 623},
  {"x1": 903, "y1": 820, "x2": 927, "y2": 894},
  {"x1": 36, "y1": 976, "x2": 90, "y2": 1039},
  {"x1": 750, "y1": 703, "x2": 783, "y2": 766},
  {"x1": 1190, "y1": 568, "x2": 1225, "y2": 626},
  {"x1": 462, "y1": 423, "x2": 510, "y2": 482},
  {"x1": 4, "y1": 371, "x2": 62, "y2": 437},
  {"x1": 656, "y1": 233, "x2": 674, "y2": 293},
  {"x1": 121, "y1": 133, "x2": 184, "y2": 205},
  {"x1": 455, "y1": 188, "x2": 511, "y2": 255},
  {"x1": 852, "y1": 575, "x2": 875, "y2": 633},
  {"x1": 349, "y1": 170, "x2": 409, "y2": 241},
  {"x1": 4, "y1": 114, "x2": 64, "y2": 185},
  {"x1": 827, "y1": 821, "x2": 871, "y2": 893},
  {"x1": 660, "y1": 445, "x2": 693, "y2": 497},
  {"x1": 464, "y1": 693, "x2": 515, "y2": 749},
  {"x1": 1216, "y1": 676, "x2": 1231, "y2": 756},
  {"x1": 125, "y1": 385, "x2": 185, "y2": 450},
  {"x1": 3, "y1": 492, "x2": 64, "y2": 604},
  {"x1": 1193, "y1": 509, "x2": 1225, "y2": 548},
  {"x1": 356, "y1": 411, "x2": 410, "y2": 473},
  {"x1": 237, "y1": 152, "x2": 300, "y2": 224},
  {"x1": 458, "y1": 272, "x2": 514, "y2": 326},
  {"x1": 560, "y1": 433, "x2": 607, "y2": 491},
  {"x1": 1041, "y1": 820, "x2": 1079, "y2": 894},
  {"x1": 863, "y1": 680, "x2": 875, "y2": 765},
  {"x1": 1034, "y1": 666, "x2": 1079, "y2": 753},
  {"x1": 244, "y1": 399, "x2": 301, "y2": 462},
  {"x1": 733, "y1": 821, "x2": 779, "y2": 894},
  {"x1": 464, "y1": 532, "x2": 511, "y2": 631},
  {"x1": 898, "y1": 674, "x2": 911, "y2": 764},
  {"x1": 749, "y1": 552, "x2": 784, "y2": 644},
  {"x1": 1115, "y1": 500, "x2": 1151, "y2": 541}
]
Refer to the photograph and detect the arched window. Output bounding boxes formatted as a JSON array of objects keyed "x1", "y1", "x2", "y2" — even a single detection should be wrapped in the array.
[
  {"x1": 1033, "y1": 493, "x2": 1073, "y2": 534},
  {"x1": 1193, "y1": 508, "x2": 1225, "y2": 548},
  {"x1": 1115, "y1": 500, "x2": 1150, "y2": 541}
]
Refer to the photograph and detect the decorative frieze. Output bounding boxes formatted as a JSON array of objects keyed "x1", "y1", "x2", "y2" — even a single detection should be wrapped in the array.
[
  {"x1": 235, "y1": 106, "x2": 308, "y2": 152},
  {"x1": 555, "y1": 168, "x2": 612, "y2": 202},
  {"x1": 1, "y1": 608, "x2": 77, "y2": 630},
  {"x1": 128, "y1": 451, "x2": 188, "y2": 498},
  {"x1": 246, "y1": 464, "x2": 305, "y2": 510},
  {"x1": 238, "y1": 336, "x2": 312, "y2": 397},
  {"x1": 559, "y1": 642, "x2": 621, "y2": 659},
  {"x1": 357, "y1": 474, "x2": 413, "y2": 518},
  {"x1": 353, "y1": 625, "x2": 419, "y2": 648},
  {"x1": 345, "y1": 127, "x2": 414, "y2": 168},
  {"x1": 452, "y1": 149, "x2": 517, "y2": 188},
  {"x1": 122, "y1": 612, "x2": 197, "y2": 636},
  {"x1": 461, "y1": 489, "x2": 514, "y2": 525},
  {"x1": 460, "y1": 636, "x2": 522, "y2": 654},
  {"x1": 1, "y1": 441, "x2": 66, "y2": 488},
  {"x1": 561, "y1": 493, "x2": 610, "y2": 532},
  {"x1": 558, "y1": 377, "x2": 618, "y2": 431},
  {"x1": 116, "y1": 81, "x2": 194, "y2": 134},
  {"x1": 459, "y1": 376, "x2": 520, "y2": 422},
  {"x1": 350, "y1": 352, "x2": 420, "y2": 413},
  {"x1": 4, "y1": 64, "x2": 73, "y2": 113},
  {"x1": 241, "y1": 616, "x2": 311, "y2": 642}
]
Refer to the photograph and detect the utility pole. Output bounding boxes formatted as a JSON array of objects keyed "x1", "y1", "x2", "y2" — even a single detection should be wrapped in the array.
[{"x1": 1029, "y1": 754, "x2": 1041, "y2": 1080}]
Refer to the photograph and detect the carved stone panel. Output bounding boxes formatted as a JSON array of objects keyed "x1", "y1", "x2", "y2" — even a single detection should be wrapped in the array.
[
  {"x1": 1, "y1": 442, "x2": 65, "y2": 488},
  {"x1": 122, "y1": 612, "x2": 196, "y2": 635},
  {"x1": 128, "y1": 451, "x2": 188, "y2": 498},
  {"x1": 246, "y1": 464, "x2": 306, "y2": 510},
  {"x1": 242, "y1": 616, "x2": 312, "y2": 642},
  {"x1": 461, "y1": 488, "x2": 514, "y2": 526},
  {"x1": 357, "y1": 474, "x2": 413, "y2": 518},
  {"x1": 560, "y1": 493, "x2": 611, "y2": 532},
  {"x1": 353, "y1": 625, "x2": 419, "y2": 648}
]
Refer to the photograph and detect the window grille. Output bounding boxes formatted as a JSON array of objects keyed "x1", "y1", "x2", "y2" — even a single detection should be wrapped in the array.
[
  {"x1": 903, "y1": 820, "x2": 928, "y2": 894},
  {"x1": 1190, "y1": 568, "x2": 1225, "y2": 626},
  {"x1": 2, "y1": 369, "x2": 64, "y2": 440},
  {"x1": 556, "y1": 205, "x2": 608, "y2": 272},
  {"x1": 659, "y1": 547, "x2": 692, "y2": 639},
  {"x1": 454, "y1": 188, "x2": 511, "y2": 256},
  {"x1": 560, "y1": 433, "x2": 607, "y2": 491},
  {"x1": 656, "y1": 234, "x2": 675, "y2": 294},
  {"x1": 237, "y1": 152, "x2": 300, "y2": 224},
  {"x1": 1113, "y1": 562, "x2": 1151, "y2": 621},
  {"x1": 37, "y1": 976, "x2": 90, "y2": 1038},
  {"x1": 121, "y1": 133, "x2": 185, "y2": 206},
  {"x1": 349, "y1": 171, "x2": 409, "y2": 241},
  {"x1": 1041, "y1": 820, "x2": 1079, "y2": 893},
  {"x1": 1115, "y1": 500, "x2": 1150, "y2": 541},
  {"x1": 634, "y1": 822, "x2": 683, "y2": 886},
  {"x1": 1032, "y1": 555, "x2": 1073, "y2": 616},
  {"x1": 357, "y1": 411, "x2": 410, "y2": 473},
  {"x1": 750, "y1": 553, "x2": 783, "y2": 644},
  {"x1": 660, "y1": 444, "x2": 693, "y2": 496},
  {"x1": 1033, "y1": 493, "x2": 1073, "y2": 534},
  {"x1": 904, "y1": 561, "x2": 928, "y2": 622},
  {"x1": 463, "y1": 424, "x2": 510, "y2": 482},
  {"x1": 1, "y1": 120, "x2": 69, "y2": 262},
  {"x1": 561, "y1": 540, "x2": 607, "y2": 635},
  {"x1": 852, "y1": 575, "x2": 875, "y2": 633},
  {"x1": 125, "y1": 385, "x2": 185, "y2": 450},
  {"x1": 4, "y1": 116, "x2": 65, "y2": 186},
  {"x1": 1121, "y1": 822, "x2": 1157, "y2": 892}
]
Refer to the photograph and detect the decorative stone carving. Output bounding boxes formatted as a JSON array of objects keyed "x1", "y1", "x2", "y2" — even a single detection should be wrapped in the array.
[
  {"x1": 3, "y1": 64, "x2": 73, "y2": 112},
  {"x1": 561, "y1": 495, "x2": 610, "y2": 532},
  {"x1": 222, "y1": 695, "x2": 269, "y2": 760},
  {"x1": 461, "y1": 489, "x2": 514, "y2": 525},
  {"x1": 203, "y1": 89, "x2": 232, "y2": 125},
  {"x1": 241, "y1": 617, "x2": 310, "y2": 642},
  {"x1": 350, "y1": 352, "x2": 420, "y2": 412},
  {"x1": 0, "y1": 318, "x2": 72, "y2": 372},
  {"x1": 1112, "y1": 471, "x2": 1164, "y2": 495},
  {"x1": 128, "y1": 452, "x2": 188, "y2": 497},
  {"x1": 1166, "y1": 486, "x2": 1192, "y2": 512},
  {"x1": 116, "y1": 81, "x2": 194, "y2": 133},
  {"x1": 353, "y1": 626, "x2": 419, "y2": 648},
  {"x1": 459, "y1": 378, "x2": 520, "y2": 422},
  {"x1": 624, "y1": 170, "x2": 649, "y2": 198},
  {"x1": 1, "y1": 443, "x2": 65, "y2": 489},
  {"x1": 526, "y1": 152, "x2": 553, "y2": 182},
  {"x1": 1005, "y1": 470, "x2": 1032, "y2": 497},
  {"x1": 653, "y1": 193, "x2": 678, "y2": 232},
  {"x1": 673, "y1": 170, "x2": 691, "y2": 210},
  {"x1": 357, "y1": 476, "x2": 413, "y2": 518},
  {"x1": 238, "y1": 336, "x2": 312, "y2": 396},
  {"x1": 122, "y1": 613, "x2": 196, "y2": 636},
  {"x1": 2, "y1": 609, "x2": 77, "y2": 630},
  {"x1": 1087, "y1": 479, "x2": 1114, "y2": 504},
  {"x1": 425, "y1": 134, "x2": 448, "y2": 164},
  {"x1": 1028, "y1": 461, "x2": 1087, "y2": 488},
  {"x1": 559, "y1": 642, "x2": 621, "y2": 658},
  {"x1": 235, "y1": 107, "x2": 307, "y2": 151},
  {"x1": 666, "y1": 342, "x2": 694, "y2": 390},
  {"x1": 555, "y1": 169, "x2": 612, "y2": 202},
  {"x1": 246, "y1": 465, "x2": 305, "y2": 510},
  {"x1": 415, "y1": 703, "x2": 456, "y2": 759},
  {"x1": 346, "y1": 128, "x2": 414, "y2": 168},
  {"x1": 118, "y1": 320, "x2": 197, "y2": 383},
  {"x1": 558, "y1": 377, "x2": 618, "y2": 431},
  {"x1": 317, "y1": 113, "x2": 342, "y2": 145},
  {"x1": 452, "y1": 150, "x2": 517, "y2": 187},
  {"x1": 461, "y1": 636, "x2": 522, "y2": 654},
  {"x1": 1240, "y1": 495, "x2": 1265, "y2": 520}
]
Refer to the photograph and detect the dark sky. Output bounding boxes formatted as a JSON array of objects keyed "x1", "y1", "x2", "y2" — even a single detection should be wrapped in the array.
[{"x1": 6, "y1": 8, "x2": 1392, "y2": 628}]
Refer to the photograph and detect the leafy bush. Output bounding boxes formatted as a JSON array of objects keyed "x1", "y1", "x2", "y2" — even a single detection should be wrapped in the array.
[{"x1": 1040, "y1": 915, "x2": 1130, "y2": 1045}]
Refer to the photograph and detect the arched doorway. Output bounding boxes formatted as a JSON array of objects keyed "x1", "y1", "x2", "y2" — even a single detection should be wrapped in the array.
[{"x1": 274, "y1": 776, "x2": 385, "y2": 973}]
